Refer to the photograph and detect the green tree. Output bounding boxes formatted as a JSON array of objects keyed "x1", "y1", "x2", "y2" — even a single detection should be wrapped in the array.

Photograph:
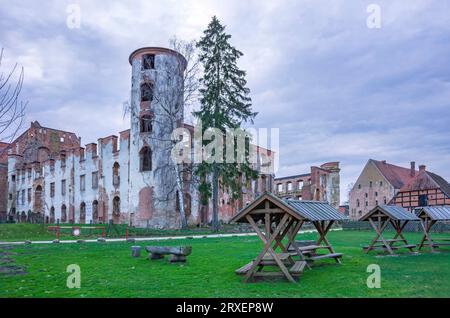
[{"x1": 194, "y1": 16, "x2": 258, "y2": 232}]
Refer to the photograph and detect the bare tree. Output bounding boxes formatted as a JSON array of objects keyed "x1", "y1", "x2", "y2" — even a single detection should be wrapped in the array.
[
  {"x1": 152, "y1": 37, "x2": 200, "y2": 229},
  {"x1": 0, "y1": 48, "x2": 27, "y2": 153}
]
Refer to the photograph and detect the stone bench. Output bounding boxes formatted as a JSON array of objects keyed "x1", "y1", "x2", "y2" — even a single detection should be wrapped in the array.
[{"x1": 145, "y1": 246, "x2": 192, "y2": 263}]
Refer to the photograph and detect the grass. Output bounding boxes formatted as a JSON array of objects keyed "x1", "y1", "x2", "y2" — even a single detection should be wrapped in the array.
[{"x1": 1, "y1": 230, "x2": 450, "y2": 298}]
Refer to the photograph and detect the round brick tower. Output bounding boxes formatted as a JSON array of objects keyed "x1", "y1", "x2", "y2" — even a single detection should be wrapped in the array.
[{"x1": 128, "y1": 47, "x2": 187, "y2": 228}]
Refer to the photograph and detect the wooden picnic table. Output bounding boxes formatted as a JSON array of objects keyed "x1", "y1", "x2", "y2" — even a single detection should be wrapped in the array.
[
  {"x1": 359, "y1": 205, "x2": 420, "y2": 255},
  {"x1": 416, "y1": 206, "x2": 450, "y2": 252},
  {"x1": 230, "y1": 192, "x2": 346, "y2": 283}
]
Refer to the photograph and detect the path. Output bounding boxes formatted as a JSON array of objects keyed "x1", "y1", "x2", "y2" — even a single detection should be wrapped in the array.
[{"x1": 0, "y1": 228, "x2": 342, "y2": 245}]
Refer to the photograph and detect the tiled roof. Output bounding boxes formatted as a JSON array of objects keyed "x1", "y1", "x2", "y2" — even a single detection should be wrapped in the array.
[
  {"x1": 398, "y1": 169, "x2": 450, "y2": 197},
  {"x1": 427, "y1": 172, "x2": 450, "y2": 197},
  {"x1": 371, "y1": 159, "x2": 416, "y2": 189}
]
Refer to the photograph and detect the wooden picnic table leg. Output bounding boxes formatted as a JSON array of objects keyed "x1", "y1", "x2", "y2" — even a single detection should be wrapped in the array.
[
  {"x1": 285, "y1": 220, "x2": 311, "y2": 269},
  {"x1": 244, "y1": 214, "x2": 296, "y2": 283},
  {"x1": 273, "y1": 218, "x2": 295, "y2": 251},
  {"x1": 419, "y1": 218, "x2": 436, "y2": 252},
  {"x1": 396, "y1": 221, "x2": 416, "y2": 252},
  {"x1": 369, "y1": 218, "x2": 394, "y2": 255},
  {"x1": 364, "y1": 218, "x2": 389, "y2": 253},
  {"x1": 314, "y1": 221, "x2": 341, "y2": 264},
  {"x1": 390, "y1": 220, "x2": 409, "y2": 246}
]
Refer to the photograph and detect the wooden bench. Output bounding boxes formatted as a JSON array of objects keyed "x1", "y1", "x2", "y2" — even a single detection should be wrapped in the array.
[
  {"x1": 290, "y1": 261, "x2": 307, "y2": 275},
  {"x1": 145, "y1": 246, "x2": 192, "y2": 263},
  {"x1": 363, "y1": 244, "x2": 416, "y2": 252},
  {"x1": 308, "y1": 253, "x2": 343, "y2": 261},
  {"x1": 235, "y1": 262, "x2": 253, "y2": 275}
]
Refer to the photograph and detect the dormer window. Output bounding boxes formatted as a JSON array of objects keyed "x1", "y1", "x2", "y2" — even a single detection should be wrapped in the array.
[{"x1": 142, "y1": 54, "x2": 155, "y2": 70}]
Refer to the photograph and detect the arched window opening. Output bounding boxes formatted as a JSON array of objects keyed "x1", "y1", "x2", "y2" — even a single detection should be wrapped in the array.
[
  {"x1": 142, "y1": 54, "x2": 155, "y2": 70},
  {"x1": 113, "y1": 197, "x2": 121, "y2": 224},
  {"x1": 92, "y1": 200, "x2": 99, "y2": 224},
  {"x1": 61, "y1": 205, "x2": 67, "y2": 223},
  {"x1": 34, "y1": 185, "x2": 43, "y2": 215},
  {"x1": 140, "y1": 115, "x2": 153, "y2": 133},
  {"x1": 140, "y1": 147, "x2": 152, "y2": 172},
  {"x1": 80, "y1": 202, "x2": 86, "y2": 224},
  {"x1": 113, "y1": 162, "x2": 120, "y2": 186},
  {"x1": 50, "y1": 207, "x2": 55, "y2": 224},
  {"x1": 141, "y1": 82, "x2": 154, "y2": 102}
]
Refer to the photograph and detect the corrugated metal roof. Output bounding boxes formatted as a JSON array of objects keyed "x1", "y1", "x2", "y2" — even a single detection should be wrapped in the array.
[
  {"x1": 361, "y1": 205, "x2": 420, "y2": 221},
  {"x1": 284, "y1": 200, "x2": 347, "y2": 221},
  {"x1": 416, "y1": 206, "x2": 450, "y2": 221}
]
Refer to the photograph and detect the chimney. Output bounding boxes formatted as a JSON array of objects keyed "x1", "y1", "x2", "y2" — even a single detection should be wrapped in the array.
[
  {"x1": 410, "y1": 161, "x2": 416, "y2": 177},
  {"x1": 419, "y1": 165, "x2": 426, "y2": 172}
]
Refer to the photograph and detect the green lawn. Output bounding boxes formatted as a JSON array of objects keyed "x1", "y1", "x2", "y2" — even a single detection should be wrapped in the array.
[{"x1": 1, "y1": 230, "x2": 450, "y2": 298}]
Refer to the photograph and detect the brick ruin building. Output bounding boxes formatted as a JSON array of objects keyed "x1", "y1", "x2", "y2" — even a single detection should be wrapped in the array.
[
  {"x1": 0, "y1": 47, "x2": 275, "y2": 228},
  {"x1": 272, "y1": 162, "x2": 341, "y2": 209},
  {"x1": 349, "y1": 159, "x2": 450, "y2": 219}
]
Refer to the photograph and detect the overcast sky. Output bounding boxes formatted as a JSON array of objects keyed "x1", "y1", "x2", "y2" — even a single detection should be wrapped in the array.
[{"x1": 1, "y1": 0, "x2": 450, "y2": 203}]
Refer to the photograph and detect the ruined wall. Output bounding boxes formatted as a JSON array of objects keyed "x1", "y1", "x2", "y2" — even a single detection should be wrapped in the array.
[
  {"x1": 273, "y1": 162, "x2": 341, "y2": 209},
  {"x1": 6, "y1": 129, "x2": 130, "y2": 225},
  {"x1": 3, "y1": 46, "x2": 275, "y2": 229}
]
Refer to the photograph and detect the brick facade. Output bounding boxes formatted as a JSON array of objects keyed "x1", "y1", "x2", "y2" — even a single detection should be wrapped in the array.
[{"x1": 349, "y1": 159, "x2": 450, "y2": 219}]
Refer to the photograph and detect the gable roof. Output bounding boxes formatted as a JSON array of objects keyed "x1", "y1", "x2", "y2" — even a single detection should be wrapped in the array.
[
  {"x1": 230, "y1": 192, "x2": 306, "y2": 223},
  {"x1": 360, "y1": 205, "x2": 420, "y2": 221},
  {"x1": 371, "y1": 159, "x2": 416, "y2": 189},
  {"x1": 231, "y1": 192, "x2": 346, "y2": 223},
  {"x1": 397, "y1": 169, "x2": 450, "y2": 197},
  {"x1": 284, "y1": 200, "x2": 347, "y2": 221},
  {"x1": 416, "y1": 206, "x2": 450, "y2": 221}
]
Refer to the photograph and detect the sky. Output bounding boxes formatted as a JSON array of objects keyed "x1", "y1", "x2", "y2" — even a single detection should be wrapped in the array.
[{"x1": 1, "y1": 0, "x2": 450, "y2": 203}]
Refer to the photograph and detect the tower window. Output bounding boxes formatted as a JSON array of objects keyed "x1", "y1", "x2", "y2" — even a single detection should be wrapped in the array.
[
  {"x1": 141, "y1": 82, "x2": 154, "y2": 102},
  {"x1": 142, "y1": 54, "x2": 155, "y2": 70},
  {"x1": 140, "y1": 115, "x2": 153, "y2": 133},
  {"x1": 139, "y1": 147, "x2": 152, "y2": 172}
]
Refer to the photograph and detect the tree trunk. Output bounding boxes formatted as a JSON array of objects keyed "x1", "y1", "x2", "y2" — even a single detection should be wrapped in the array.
[
  {"x1": 174, "y1": 163, "x2": 188, "y2": 230},
  {"x1": 212, "y1": 164, "x2": 220, "y2": 232}
]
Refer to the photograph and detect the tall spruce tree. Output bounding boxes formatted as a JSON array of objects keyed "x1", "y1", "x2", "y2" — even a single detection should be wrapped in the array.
[{"x1": 194, "y1": 16, "x2": 258, "y2": 232}]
